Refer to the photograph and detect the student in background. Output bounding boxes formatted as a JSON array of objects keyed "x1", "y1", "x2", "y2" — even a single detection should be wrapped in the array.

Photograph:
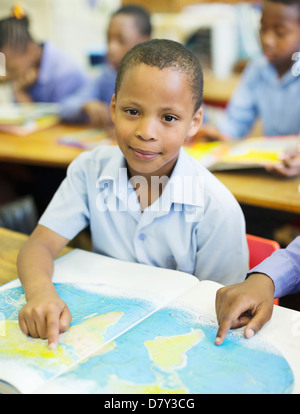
[
  {"x1": 0, "y1": 5, "x2": 89, "y2": 103},
  {"x1": 198, "y1": 0, "x2": 300, "y2": 145},
  {"x1": 17, "y1": 39, "x2": 248, "y2": 348},
  {"x1": 215, "y1": 236, "x2": 300, "y2": 345},
  {"x1": 60, "y1": 5, "x2": 152, "y2": 128}
]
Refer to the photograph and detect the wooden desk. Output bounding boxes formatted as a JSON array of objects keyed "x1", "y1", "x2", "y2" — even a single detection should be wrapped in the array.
[
  {"x1": 214, "y1": 169, "x2": 300, "y2": 214},
  {"x1": 0, "y1": 124, "x2": 84, "y2": 168},
  {"x1": 0, "y1": 227, "x2": 71, "y2": 287},
  {"x1": 203, "y1": 73, "x2": 240, "y2": 107}
]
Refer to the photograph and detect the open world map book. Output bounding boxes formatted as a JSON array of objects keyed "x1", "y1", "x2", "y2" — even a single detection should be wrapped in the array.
[{"x1": 0, "y1": 249, "x2": 298, "y2": 394}]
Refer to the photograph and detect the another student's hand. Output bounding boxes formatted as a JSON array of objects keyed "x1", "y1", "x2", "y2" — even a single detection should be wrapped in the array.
[
  {"x1": 188, "y1": 124, "x2": 230, "y2": 143},
  {"x1": 18, "y1": 286, "x2": 72, "y2": 350},
  {"x1": 266, "y1": 147, "x2": 300, "y2": 177},
  {"x1": 215, "y1": 273, "x2": 275, "y2": 345},
  {"x1": 83, "y1": 100, "x2": 112, "y2": 128}
]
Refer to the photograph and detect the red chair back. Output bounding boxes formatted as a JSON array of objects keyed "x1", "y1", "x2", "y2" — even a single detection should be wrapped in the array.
[{"x1": 246, "y1": 234, "x2": 280, "y2": 305}]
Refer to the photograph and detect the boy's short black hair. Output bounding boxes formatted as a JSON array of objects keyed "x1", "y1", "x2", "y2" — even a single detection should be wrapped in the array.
[
  {"x1": 265, "y1": 0, "x2": 300, "y2": 19},
  {"x1": 115, "y1": 39, "x2": 203, "y2": 112},
  {"x1": 113, "y1": 5, "x2": 152, "y2": 37}
]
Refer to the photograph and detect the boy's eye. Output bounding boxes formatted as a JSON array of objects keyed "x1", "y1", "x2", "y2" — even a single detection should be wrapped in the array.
[
  {"x1": 274, "y1": 29, "x2": 286, "y2": 38},
  {"x1": 125, "y1": 109, "x2": 139, "y2": 116},
  {"x1": 163, "y1": 115, "x2": 177, "y2": 122}
]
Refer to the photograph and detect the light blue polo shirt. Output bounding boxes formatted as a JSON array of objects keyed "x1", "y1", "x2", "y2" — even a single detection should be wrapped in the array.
[
  {"x1": 39, "y1": 146, "x2": 248, "y2": 285},
  {"x1": 217, "y1": 55, "x2": 300, "y2": 138}
]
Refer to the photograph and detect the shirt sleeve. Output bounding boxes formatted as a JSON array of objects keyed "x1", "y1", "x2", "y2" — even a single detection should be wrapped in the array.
[
  {"x1": 216, "y1": 61, "x2": 259, "y2": 139},
  {"x1": 248, "y1": 236, "x2": 300, "y2": 298},
  {"x1": 38, "y1": 153, "x2": 91, "y2": 240}
]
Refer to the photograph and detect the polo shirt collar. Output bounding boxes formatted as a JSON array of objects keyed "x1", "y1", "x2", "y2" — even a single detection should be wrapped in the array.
[
  {"x1": 260, "y1": 54, "x2": 299, "y2": 86},
  {"x1": 96, "y1": 146, "x2": 204, "y2": 214}
]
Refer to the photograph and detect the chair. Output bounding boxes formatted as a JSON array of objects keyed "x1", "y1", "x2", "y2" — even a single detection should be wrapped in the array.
[
  {"x1": 0, "y1": 195, "x2": 38, "y2": 235},
  {"x1": 246, "y1": 234, "x2": 280, "y2": 305}
]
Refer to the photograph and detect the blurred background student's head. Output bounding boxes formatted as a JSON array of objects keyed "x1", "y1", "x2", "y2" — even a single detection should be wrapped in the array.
[{"x1": 107, "y1": 5, "x2": 152, "y2": 69}]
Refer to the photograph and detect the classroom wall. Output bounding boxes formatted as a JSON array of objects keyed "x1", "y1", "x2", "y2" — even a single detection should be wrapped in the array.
[{"x1": 0, "y1": 0, "x2": 121, "y2": 69}]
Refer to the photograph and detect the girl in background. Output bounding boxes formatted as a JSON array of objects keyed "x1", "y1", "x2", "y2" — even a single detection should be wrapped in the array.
[{"x1": 0, "y1": 4, "x2": 89, "y2": 103}]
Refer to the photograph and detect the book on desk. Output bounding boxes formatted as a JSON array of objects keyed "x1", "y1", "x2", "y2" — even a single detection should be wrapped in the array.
[
  {"x1": 0, "y1": 249, "x2": 298, "y2": 394},
  {"x1": 184, "y1": 135, "x2": 300, "y2": 171},
  {"x1": 0, "y1": 103, "x2": 59, "y2": 136}
]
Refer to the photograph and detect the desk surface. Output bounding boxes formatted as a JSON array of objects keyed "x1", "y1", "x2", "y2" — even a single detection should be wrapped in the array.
[
  {"x1": 214, "y1": 169, "x2": 300, "y2": 214},
  {"x1": 0, "y1": 124, "x2": 83, "y2": 168},
  {"x1": 0, "y1": 227, "x2": 71, "y2": 287},
  {"x1": 1, "y1": 125, "x2": 300, "y2": 213},
  {"x1": 203, "y1": 73, "x2": 240, "y2": 106}
]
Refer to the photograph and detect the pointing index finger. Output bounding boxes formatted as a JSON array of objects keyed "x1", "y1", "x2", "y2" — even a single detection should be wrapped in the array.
[{"x1": 46, "y1": 310, "x2": 60, "y2": 350}]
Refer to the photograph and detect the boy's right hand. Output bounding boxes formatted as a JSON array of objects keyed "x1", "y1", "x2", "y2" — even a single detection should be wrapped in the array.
[{"x1": 18, "y1": 288, "x2": 72, "y2": 350}]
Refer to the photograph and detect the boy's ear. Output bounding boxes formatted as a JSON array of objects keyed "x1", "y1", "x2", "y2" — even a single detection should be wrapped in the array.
[
  {"x1": 187, "y1": 106, "x2": 203, "y2": 139},
  {"x1": 109, "y1": 94, "x2": 116, "y2": 124}
]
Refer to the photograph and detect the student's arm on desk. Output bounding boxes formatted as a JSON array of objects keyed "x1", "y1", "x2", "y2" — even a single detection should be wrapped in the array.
[{"x1": 17, "y1": 225, "x2": 71, "y2": 350}]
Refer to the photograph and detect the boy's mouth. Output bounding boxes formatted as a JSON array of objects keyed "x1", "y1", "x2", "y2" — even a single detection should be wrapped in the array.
[{"x1": 129, "y1": 147, "x2": 162, "y2": 160}]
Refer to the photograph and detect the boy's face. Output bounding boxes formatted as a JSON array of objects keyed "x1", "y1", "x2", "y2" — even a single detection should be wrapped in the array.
[
  {"x1": 110, "y1": 64, "x2": 202, "y2": 179},
  {"x1": 107, "y1": 14, "x2": 149, "y2": 69},
  {"x1": 260, "y1": 1, "x2": 300, "y2": 72}
]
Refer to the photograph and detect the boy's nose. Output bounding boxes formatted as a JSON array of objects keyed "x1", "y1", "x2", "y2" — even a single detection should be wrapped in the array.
[
  {"x1": 260, "y1": 30, "x2": 276, "y2": 49},
  {"x1": 135, "y1": 117, "x2": 157, "y2": 141}
]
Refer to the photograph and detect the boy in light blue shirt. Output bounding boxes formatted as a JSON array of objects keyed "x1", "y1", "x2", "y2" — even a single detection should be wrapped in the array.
[
  {"x1": 17, "y1": 39, "x2": 248, "y2": 349},
  {"x1": 60, "y1": 5, "x2": 152, "y2": 127},
  {"x1": 199, "y1": 0, "x2": 300, "y2": 143}
]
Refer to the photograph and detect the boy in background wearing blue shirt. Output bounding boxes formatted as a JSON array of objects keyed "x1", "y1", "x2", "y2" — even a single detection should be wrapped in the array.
[
  {"x1": 199, "y1": 0, "x2": 300, "y2": 177},
  {"x1": 60, "y1": 5, "x2": 152, "y2": 128},
  {"x1": 17, "y1": 39, "x2": 248, "y2": 349},
  {"x1": 0, "y1": 5, "x2": 88, "y2": 103}
]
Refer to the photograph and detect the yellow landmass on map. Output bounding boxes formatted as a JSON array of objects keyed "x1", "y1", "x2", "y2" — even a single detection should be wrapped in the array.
[
  {"x1": 103, "y1": 329, "x2": 204, "y2": 394},
  {"x1": 145, "y1": 329, "x2": 204, "y2": 369},
  {"x1": 0, "y1": 311, "x2": 123, "y2": 367},
  {"x1": 63, "y1": 312, "x2": 123, "y2": 358},
  {"x1": 107, "y1": 373, "x2": 188, "y2": 394}
]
